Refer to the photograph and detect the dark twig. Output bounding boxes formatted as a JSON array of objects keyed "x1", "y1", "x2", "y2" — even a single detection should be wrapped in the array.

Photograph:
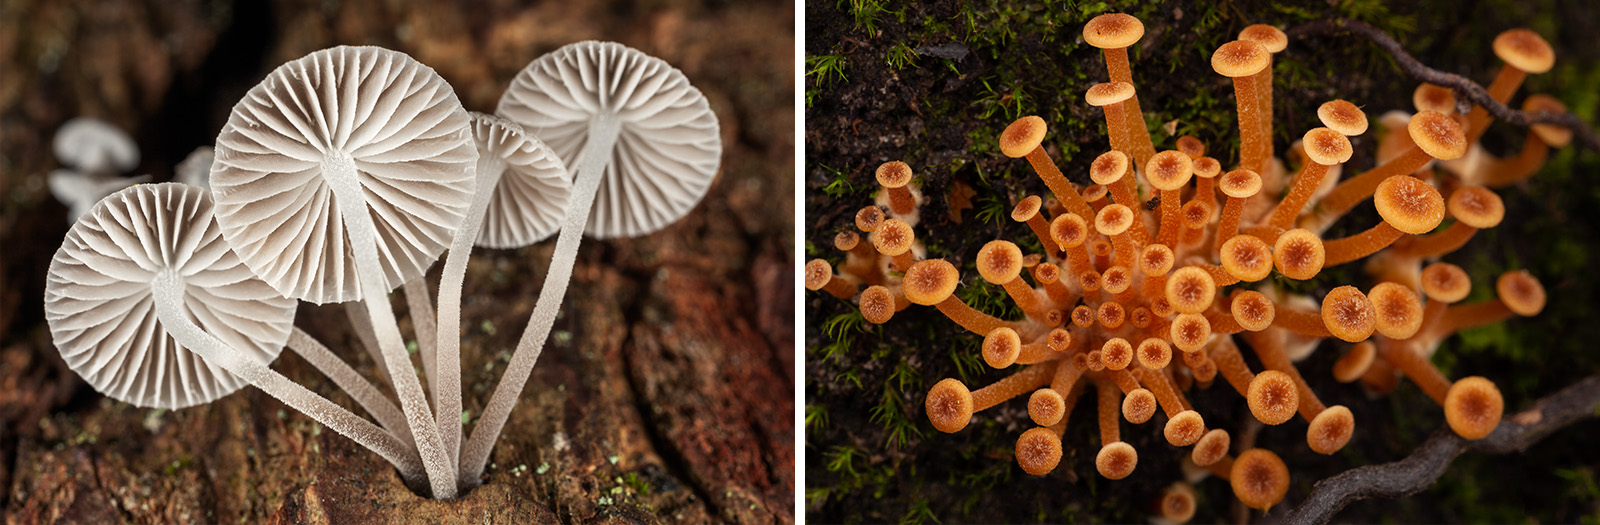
[
  {"x1": 1285, "y1": 375, "x2": 1600, "y2": 524},
  {"x1": 1286, "y1": 18, "x2": 1600, "y2": 152}
]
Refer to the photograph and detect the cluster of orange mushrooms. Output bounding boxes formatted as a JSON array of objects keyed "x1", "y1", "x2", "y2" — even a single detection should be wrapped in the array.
[{"x1": 807, "y1": 13, "x2": 1565, "y2": 518}]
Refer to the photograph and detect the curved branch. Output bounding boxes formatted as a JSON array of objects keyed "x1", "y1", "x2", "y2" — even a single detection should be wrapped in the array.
[
  {"x1": 1286, "y1": 374, "x2": 1600, "y2": 524},
  {"x1": 1286, "y1": 18, "x2": 1600, "y2": 152}
]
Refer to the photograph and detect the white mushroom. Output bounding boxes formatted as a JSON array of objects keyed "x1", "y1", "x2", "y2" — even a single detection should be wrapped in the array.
[
  {"x1": 44, "y1": 183, "x2": 424, "y2": 481},
  {"x1": 461, "y1": 41, "x2": 720, "y2": 484},
  {"x1": 53, "y1": 117, "x2": 140, "y2": 174},
  {"x1": 208, "y1": 45, "x2": 475, "y2": 498},
  {"x1": 48, "y1": 169, "x2": 151, "y2": 219},
  {"x1": 174, "y1": 146, "x2": 215, "y2": 190}
]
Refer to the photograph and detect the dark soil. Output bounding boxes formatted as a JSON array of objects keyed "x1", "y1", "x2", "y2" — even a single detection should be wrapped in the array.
[
  {"x1": 0, "y1": 0, "x2": 794, "y2": 523},
  {"x1": 804, "y1": 0, "x2": 1600, "y2": 523}
]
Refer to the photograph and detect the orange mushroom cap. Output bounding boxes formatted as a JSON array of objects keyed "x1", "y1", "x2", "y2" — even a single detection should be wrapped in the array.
[
  {"x1": 1524, "y1": 94, "x2": 1573, "y2": 146},
  {"x1": 1370, "y1": 282, "x2": 1424, "y2": 340},
  {"x1": 1083, "y1": 13, "x2": 1145, "y2": 49},
  {"x1": 1137, "y1": 338, "x2": 1173, "y2": 369},
  {"x1": 982, "y1": 327, "x2": 1023, "y2": 369},
  {"x1": 875, "y1": 161, "x2": 912, "y2": 189},
  {"x1": 1181, "y1": 201, "x2": 1211, "y2": 230},
  {"x1": 1421, "y1": 262, "x2": 1472, "y2": 303},
  {"x1": 871, "y1": 218, "x2": 916, "y2": 256},
  {"x1": 1029, "y1": 389, "x2": 1066, "y2": 427},
  {"x1": 1072, "y1": 305, "x2": 1096, "y2": 328},
  {"x1": 804, "y1": 259, "x2": 836, "y2": 291},
  {"x1": 1212, "y1": 40, "x2": 1271, "y2": 77},
  {"x1": 1445, "y1": 376, "x2": 1504, "y2": 440},
  {"x1": 1408, "y1": 111, "x2": 1468, "y2": 160},
  {"x1": 1413, "y1": 83, "x2": 1457, "y2": 114},
  {"x1": 1086, "y1": 82, "x2": 1136, "y2": 107},
  {"x1": 1496, "y1": 270, "x2": 1546, "y2": 316},
  {"x1": 1231, "y1": 290, "x2": 1277, "y2": 332},
  {"x1": 1047, "y1": 328, "x2": 1072, "y2": 351},
  {"x1": 1123, "y1": 389, "x2": 1157, "y2": 424},
  {"x1": 1332, "y1": 341, "x2": 1376, "y2": 383},
  {"x1": 1176, "y1": 135, "x2": 1205, "y2": 158},
  {"x1": 1011, "y1": 195, "x2": 1043, "y2": 222},
  {"x1": 1016, "y1": 427, "x2": 1064, "y2": 475},
  {"x1": 1192, "y1": 428, "x2": 1231, "y2": 467},
  {"x1": 1000, "y1": 116, "x2": 1047, "y2": 158},
  {"x1": 1374, "y1": 175, "x2": 1446, "y2": 234},
  {"x1": 1193, "y1": 156, "x2": 1222, "y2": 179},
  {"x1": 926, "y1": 378, "x2": 975, "y2": 433},
  {"x1": 1219, "y1": 169, "x2": 1263, "y2": 199},
  {"x1": 1307, "y1": 405, "x2": 1355, "y2": 454},
  {"x1": 1164, "y1": 410, "x2": 1206, "y2": 446},
  {"x1": 1139, "y1": 244, "x2": 1175, "y2": 276},
  {"x1": 1146, "y1": 150, "x2": 1195, "y2": 191},
  {"x1": 1102, "y1": 266, "x2": 1133, "y2": 294},
  {"x1": 834, "y1": 230, "x2": 861, "y2": 251},
  {"x1": 1090, "y1": 150, "x2": 1130, "y2": 186},
  {"x1": 859, "y1": 285, "x2": 897, "y2": 324},
  {"x1": 976, "y1": 240, "x2": 1024, "y2": 284},
  {"x1": 855, "y1": 205, "x2": 884, "y2": 232},
  {"x1": 1238, "y1": 24, "x2": 1287, "y2": 53},
  {"x1": 1322, "y1": 285, "x2": 1377, "y2": 342},
  {"x1": 1493, "y1": 28, "x2": 1555, "y2": 74},
  {"x1": 1097, "y1": 441, "x2": 1139, "y2": 479},
  {"x1": 1158, "y1": 482, "x2": 1199, "y2": 524},
  {"x1": 1274, "y1": 228, "x2": 1325, "y2": 280},
  {"x1": 1096, "y1": 204, "x2": 1136, "y2": 237},
  {"x1": 1220, "y1": 235, "x2": 1273, "y2": 282},
  {"x1": 1303, "y1": 127, "x2": 1354, "y2": 165},
  {"x1": 1248, "y1": 370, "x2": 1300, "y2": 425},
  {"x1": 1166, "y1": 266, "x2": 1217, "y2": 314},
  {"x1": 1050, "y1": 213, "x2": 1090, "y2": 249},
  {"x1": 1170, "y1": 313, "x2": 1213, "y2": 353},
  {"x1": 1318, "y1": 99, "x2": 1369, "y2": 136},
  {"x1": 1099, "y1": 301, "x2": 1128, "y2": 329},
  {"x1": 1448, "y1": 186, "x2": 1505, "y2": 229},
  {"x1": 902, "y1": 259, "x2": 959, "y2": 306},
  {"x1": 1231, "y1": 449, "x2": 1290, "y2": 510},
  {"x1": 1102, "y1": 338, "x2": 1134, "y2": 370}
]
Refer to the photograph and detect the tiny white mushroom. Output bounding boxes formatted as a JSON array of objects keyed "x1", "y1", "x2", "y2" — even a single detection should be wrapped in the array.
[
  {"x1": 174, "y1": 146, "x2": 215, "y2": 190},
  {"x1": 53, "y1": 117, "x2": 140, "y2": 174},
  {"x1": 48, "y1": 169, "x2": 152, "y2": 219}
]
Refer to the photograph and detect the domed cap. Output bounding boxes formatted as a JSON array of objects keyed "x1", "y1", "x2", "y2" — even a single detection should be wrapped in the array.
[
  {"x1": 1164, "y1": 410, "x2": 1206, "y2": 446},
  {"x1": 1493, "y1": 28, "x2": 1555, "y2": 74},
  {"x1": 1169, "y1": 314, "x2": 1212, "y2": 353},
  {"x1": 871, "y1": 218, "x2": 915, "y2": 256},
  {"x1": 54, "y1": 117, "x2": 140, "y2": 173},
  {"x1": 1524, "y1": 95, "x2": 1573, "y2": 146},
  {"x1": 982, "y1": 327, "x2": 1023, "y2": 368},
  {"x1": 1421, "y1": 262, "x2": 1472, "y2": 303},
  {"x1": 902, "y1": 259, "x2": 960, "y2": 306},
  {"x1": 1095, "y1": 204, "x2": 1136, "y2": 236},
  {"x1": 1274, "y1": 229, "x2": 1325, "y2": 280},
  {"x1": 1219, "y1": 169, "x2": 1262, "y2": 198},
  {"x1": 1192, "y1": 156, "x2": 1221, "y2": 178},
  {"x1": 1089, "y1": 150, "x2": 1130, "y2": 186},
  {"x1": 1139, "y1": 244, "x2": 1175, "y2": 276},
  {"x1": 1231, "y1": 290, "x2": 1277, "y2": 331},
  {"x1": 1000, "y1": 116, "x2": 1047, "y2": 158},
  {"x1": 211, "y1": 46, "x2": 477, "y2": 304},
  {"x1": 1303, "y1": 128, "x2": 1354, "y2": 165},
  {"x1": 1101, "y1": 338, "x2": 1133, "y2": 370},
  {"x1": 1322, "y1": 286, "x2": 1376, "y2": 342},
  {"x1": 1232, "y1": 449, "x2": 1290, "y2": 510},
  {"x1": 859, "y1": 285, "x2": 896, "y2": 324},
  {"x1": 1137, "y1": 338, "x2": 1172, "y2": 369},
  {"x1": 1448, "y1": 186, "x2": 1504, "y2": 229},
  {"x1": 875, "y1": 161, "x2": 912, "y2": 189},
  {"x1": 1375, "y1": 175, "x2": 1446, "y2": 234},
  {"x1": 1238, "y1": 24, "x2": 1288, "y2": 53},
  {"x1": 1221, "y1": 235, "x2": 1273, "y2": 282},
  {"x1": 1083, "y1": 13, "x2": 1144, "y2": 49},
  {"x1": 499, "y1": 41, "x2": 721, "y2": 239},
  {"x1": 803, "y1": 259, "x2": 833, "y2": 291},
  {"x1": 1176, "y1": 136, "x2": 1206, "y2": 158},
  {"x1": 1369, "y1": 282, "x2": 1424, "y2": 339},
  {"x1": 1146, "y1": 150, "x2": 1194, "y2": 191},
  {"x1": 1333, "y1": 342, "x2": 1376, "y2": 383},
  {"x1": 45, "y1": 184, "x2": 295, "y2": 409},
  {"x1": 1096, "y1": 441, "x2": 1139, "y2": 479},
  {"x1": 855, "y1": 205, "x2": 885, "y2": 232},
  {"x1": 1011, "y1": 195, "x2": 1043, "y2": 222},
  {"x1": 925, "y1": 378, "x2": 975, "y2": 433},
  {"x1": 1029, "y1": 389, "x2": 1066, "y2": 426},
  {"x1": 469, "y1": 112, "x2": 573, "y2": 249},
  {"x1": 1248, "y1": 370, "x2": 1299, "y2": 425},
  {"x1": 1016, "y1": 427, "x2": 1063, "y2": 475},
  {"x1": 1413, "y1": 83, "x2": 1457, "y2": 114},
  {"x1": 1496, "y1": 269, "x2": 1546, "y2": 316},
  {"x1": 1445, "y1": 376, "x2": 1503, "y2": 439},
  {"x1": 977, "y1": 240, "x2": 1024, "y2": 284},
  {"x1": 1047, "y1": 328, "x2": 1072, "y2": 351},
  {"x1": 1307, "y1": 405, "x2": 1355, "y2": 454},
  {"x1": 1122, "y1": 389, "x2": 1157, "y2": 424},
  {"x1": 1318, "y1": 100, "x2": 1369, "y2": 136},
  {"x1": 1165, "y1": 266, "x2": 1216, "y2": 314},
  {"x1": 1408, "y1": 111, "x2": 1468, "y2": 160},
  {"x1": 1085, "y1": 82, "x2": 1135, "y2": 107},
  {"x1": 1191, "y1": 429, "x2": 1231, "y2": 466},
  {"x1": 1050, "y1": 213, "x2": 1090, "y2": 249},
  {"x1": 1212, "y1": 40, "x2": 1270, "y2": 77}
]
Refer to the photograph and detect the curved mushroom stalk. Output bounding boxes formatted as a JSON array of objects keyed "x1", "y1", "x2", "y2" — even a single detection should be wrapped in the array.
[
  {"x1": 465, "y1": 41, "x2": 720, "y2": 485},
  {"x1": 210, "y1": 46, "x2": 477, "y2": 498},
  {"x1": 46, "y1": 184, "x2": 426, "y2": 486}
]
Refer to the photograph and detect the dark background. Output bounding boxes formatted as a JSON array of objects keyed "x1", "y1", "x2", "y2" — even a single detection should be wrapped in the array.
[
  {"x1": 804, "y1": 0, "x2": 1600, "y2": 522},
  {"x1": 0, "y1": 0, "x2": 794, "y2": 522}
]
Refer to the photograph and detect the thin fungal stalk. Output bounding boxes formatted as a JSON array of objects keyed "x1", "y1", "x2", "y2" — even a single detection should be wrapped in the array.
[
  {"x1": 150, "y1": 271, "x2": 427, "y2": 487},
  {"x1": 286, "y1": 327, "x2": 415, "y2": 450},
  {"x1": 323, "y1": 153, "x2": 457, "y2": 497},
  {"x1": 1317, "y1": 148, "x2": 1431, "y2": 216},
  {"x1": 464, "y1": 114, "x2": 622, "y2": 485},
  {"x1": 402, "y1": 280, "x2": 440, "y2": 409},
  {"x1": 1269, "y1": 161, "x2": 1330, "y2": 232},
  {"x1": 1323, "y1": 222, "x2": 1405, "y2": 266},
  {"x1": 1232, "y1": 75, "x2": 1267, "y2": 174}
]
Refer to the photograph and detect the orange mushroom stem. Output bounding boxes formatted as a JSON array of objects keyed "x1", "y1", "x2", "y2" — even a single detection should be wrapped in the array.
[
  {"x1": 925, "y1": 362, "x2": 1059, "y2": 434},
  {"x1": 1318, "y1": 111, "x2": 1465, "y2": 218},
  {"x1": 804, "y1": 259, "x2": 857, "y2": 299},
  {"x1": 1213, "y1": 40, "x2": 1272, "y2": 174},
  {"x1": 902, "y1": 259, "x2": 1021, "y2": 335},
  {"x1": 1269, "y1": 128, "x2": 1352, "y2": 232},
  {"x1": 1323, "y1": 175, "x2": 1445, "y2": 266},
  {"x1": 875, "y1": 161, "x2": 918, "y2": 216},
  {"x1": 1001, "y1": 116, "x2": 1097, "y2": 221}
]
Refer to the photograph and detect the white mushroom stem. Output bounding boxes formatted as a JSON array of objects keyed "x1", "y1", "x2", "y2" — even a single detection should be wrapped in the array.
[
  {"x1": 432, "y1": 152, "x2": 508, "y2": 474},
  {"x1": 345, "y1": 302, "x2": 390, "y2": 384},
  {"x1": 323, "y1": 152, "x2": 457, "y2": 498},
  {"x1": 286, "y1": 327, "x2": 415, "y2": 451},
  {"x1": 150, "y1": 271, "x2": 425, "y2": 484},
  {"x1": 461, "y1": 114, "x2": 622, "y2": 483},
  {"x1": 402, "y1": 278, "x2": 440, "y2": 407}
]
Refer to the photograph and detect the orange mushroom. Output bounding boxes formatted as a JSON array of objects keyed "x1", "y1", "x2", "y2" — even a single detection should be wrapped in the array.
[
  {"x1": 1001, "y1": 116, "x2": 1096, "y2": 220},
  {"x1": 875, "y1": 161, "x2": 919, "y2": 217},
  {"x1": 1323, "y1": 175, "x2": 1445, "y2": 266},
  {"x1": 1212, "y1": 40, "x2": 1273, "y2": 174},
  {"x1": 804, "y1": 259, "x2": 857, "y2": 299},
  {"x1": 1083, "y1": 13, "x2": 1156, "y2": 166},
  {"x1": 1230, "y1": 448, "x2": 1290, "y2": 510},
  {"x1": 902, "y1": 259, "x2": 1019, "y2": 335}
]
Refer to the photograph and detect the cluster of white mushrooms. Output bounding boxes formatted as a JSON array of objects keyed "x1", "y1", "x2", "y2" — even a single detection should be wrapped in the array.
[{"x1": 43, "y1": 42, "x2": 721, "y2": 498}]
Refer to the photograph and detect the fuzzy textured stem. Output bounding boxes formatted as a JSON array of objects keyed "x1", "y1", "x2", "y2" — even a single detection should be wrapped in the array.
[
  {"x1": 1320, "y1": 150, "x2": 1432, "y2": 218},
  {"x1": 1390, "y1": 222, "x2": 1476, "y2": 259},
  {"x1": 1025, "y1": 148, "x2": 1097, "y2": 221},
  {"x1": 287, "y1": 327, "x2": 414, "y2": 451},
  {"x1": 1270, "y1": 162, "x2": 1330, "y2": 232},
  {"x1": 1467, "y1": 66, "x2": 1527, "y2": 144},
  {"x1": 937, "y1": 296, "x2": 1021, "y2": 335},
  {"x1": 402, "y1": 279, "x2": 439, "y2": 414},
  {"x1": 1377, "y1": 340, "x2": 1451, "y2": 404},
  {"x1": 1102, "y1": 48, "x2": 1156, "y2": 168},
  {"x1": 973, "y1": 362, "x2": 1058, "y2": 412},
  {"x1": 1232, "y1": 75, "x2": 1268, "y2": 174},
  {"x1": 1323, "y1": 222, "x2": 1405, "y2": 267}
]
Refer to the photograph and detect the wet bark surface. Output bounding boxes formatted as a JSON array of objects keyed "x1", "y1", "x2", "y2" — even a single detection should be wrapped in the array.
[{"x1": 0, "y1": 0, "x2": 795, "y2": 523}]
